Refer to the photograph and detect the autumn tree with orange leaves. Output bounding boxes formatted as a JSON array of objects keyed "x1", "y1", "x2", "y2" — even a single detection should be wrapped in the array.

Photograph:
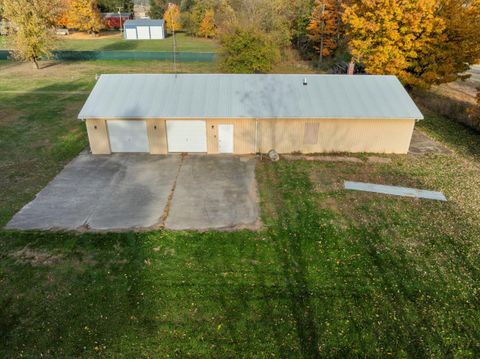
[
  {"x1": 164, "y1": 3, "x2": 181, "y2": 32},
  {"x1": 343, "y1": 0, "x2": 443, "y2": 86},
  {"x1": 63, "y1": 0, "x2": 103, "y2": 34},
  {"x1": 307, "y1": 0, "x2": 342, "y2": 62},
  {"x1": 343, "y1": 0, "x2": 480, "y2": 87},
  {"x1": 199, "y1": 9, "x2": 216, "y2": 38},
  {"x1": 412, "y1": 0, "x2": 480, "y2": 86},
  {"x1": 55, "y1": 0, "x2": 70, "y2": 28}
]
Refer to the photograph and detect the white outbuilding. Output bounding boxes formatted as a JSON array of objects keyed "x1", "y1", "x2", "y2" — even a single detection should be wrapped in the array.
[{"x1": 123, "y1": 19, "x2": 166, "y2": 40}]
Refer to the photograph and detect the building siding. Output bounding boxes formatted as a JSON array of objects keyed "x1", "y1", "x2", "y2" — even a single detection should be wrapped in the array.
[
  {"x1": 206, "y1": 119, "x2": 256, "y2": 154},
  {"x1": 147, "y1": 119, "x2": 168, "y2": 154},
  {"x1": 86, "y1": 119, "x2": 111, "y2": 154},
  {"x1": 86, "y1": 118, "x2": 416, "y2": 155},
  {"x1": 258, "y1": 118, "x2": 415, "y2": 154}
]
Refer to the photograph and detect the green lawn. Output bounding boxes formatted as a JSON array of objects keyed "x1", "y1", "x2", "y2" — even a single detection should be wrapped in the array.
[
  {"x1": 0, "y1": 32, "x2": 219, "y2": 52},
  {"x1": 1, "y1": 60, "x2": 480, "y2": 357},
  {"x1": 0, "y1": 60, "x2": 218, "y2": 93}
]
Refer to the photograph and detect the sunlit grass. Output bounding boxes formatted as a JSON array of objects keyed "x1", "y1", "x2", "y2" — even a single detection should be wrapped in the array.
[{"x1": 0, "y1": 62, "x2": 479, "y2": 356}]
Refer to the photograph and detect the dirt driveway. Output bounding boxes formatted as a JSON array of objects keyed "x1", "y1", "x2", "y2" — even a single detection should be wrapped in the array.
[{"x1": 6, "y1": 153, "x2": 259, "y2": 231}]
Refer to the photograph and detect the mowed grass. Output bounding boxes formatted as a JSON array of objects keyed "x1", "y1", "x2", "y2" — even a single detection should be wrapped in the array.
[
  {"x1": 0, "y1": 60, "x2": 219, "y2": 92},
  {"x1": 1, "y1": 60, "x2": 480, "y2": 356},
  {"x1": 0, "y1": 60, "x2": 220, "y2": 227},
  {"x1": 0, "y1": 32, "x2": 219, "y2": 52}
]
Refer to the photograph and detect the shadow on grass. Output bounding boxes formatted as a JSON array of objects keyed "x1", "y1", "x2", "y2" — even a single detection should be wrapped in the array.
[
  {"x1": 250, "y1": 161, "x2": 323, "y2": 357},
  {"x1": 2, "y1": 158, "x2": 480, "y2": 356},
  {"x1": 0, "y1": 231, "x2": 156, "y2": 357},
  {"x1": 2, "y1": 83, "x2": 480, "y2": 356},
  {"x1": 0, "y1": 82, "x2": 88, "y2": 227},
  {"x1": 40, "y1": 61, "x2": 63, "y2": 69},
  {"x1": 100, "y1": 40, "x2": 139, "y2": 51}
]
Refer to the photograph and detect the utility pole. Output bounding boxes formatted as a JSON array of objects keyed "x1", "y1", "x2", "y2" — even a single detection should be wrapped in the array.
[
  {"x1": 171, "y1": 10, "x2": 177, "y2": 74},
  {"x1": 117, "y1": 7, "x2": 123, "y2": 34}
]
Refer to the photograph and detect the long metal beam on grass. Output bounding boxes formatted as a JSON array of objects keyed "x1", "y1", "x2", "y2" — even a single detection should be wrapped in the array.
[{"x1": 344, "y1": 181, "x2": 447, "y2": 201}]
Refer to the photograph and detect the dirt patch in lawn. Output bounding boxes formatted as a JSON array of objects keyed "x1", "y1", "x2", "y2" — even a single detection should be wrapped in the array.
[
  {"x1": 310, "y1": 161, "x2": 422, "y2": 191},
  {"x1": 308, "y1": 160, "x2": 429, "y2": 228},
  {"x1": 0, "y1": 61, "x2": 78, "y2": 80},
  {"x1": 284, "y1": 154, "x2": 363, "y2": 163},
  {"x1": 62, "y1": 100, "x2": 84, "y2": 118},
  {"x1": 284, "y1": 154, "x2": 392, "y2": 164},
  {"x1": 11, "y1": 246, "x2": 64, "y2": 266},
  {"x1": 0, "y1": 107, "x2": 23, "y2": 127},
  {"x1": 10, "y1": 246, "x2": 100, "y2": 269},
  {"x1": 62, "y1": 31, "x2": 121, "y2": 40}
]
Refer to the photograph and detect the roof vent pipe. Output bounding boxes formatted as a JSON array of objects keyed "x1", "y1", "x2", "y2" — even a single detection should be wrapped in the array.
[{"x1": 303, "y1": 77, "x2": 308, "y2": 86}]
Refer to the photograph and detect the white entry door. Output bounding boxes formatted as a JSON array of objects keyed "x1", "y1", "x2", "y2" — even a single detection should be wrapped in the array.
[
  {"x1": 137, "y1": 26, "x2": 150, "y2": 39},
  {"x1": 125, "y1": 28, "x2": 137, "y2": 40},
  {"x1": 166, "y1": 120, "x2": 207, "y2": 153},
  {"x1": 218, "y1": 124, "x2": 234, "y2": 153},
  {"x1": 107, "y1": 120, "x2": 149, "y2": 153}
]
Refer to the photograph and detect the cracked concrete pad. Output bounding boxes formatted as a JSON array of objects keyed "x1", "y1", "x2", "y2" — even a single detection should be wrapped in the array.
[
  {"x1": 6, "y1": 154, "x2": 181, "y2": 231},
  {"x1": 165, "y1": 155, "x2": 259, "y2": 230}
]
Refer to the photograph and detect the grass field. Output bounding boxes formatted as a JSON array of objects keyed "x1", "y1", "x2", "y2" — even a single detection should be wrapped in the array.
[
  {"x1": 0, "y1": 32, "x2": 219, "y2": 52},
  {"x1": 1, "y1": 60, "x2": 480, "y2": 357}
]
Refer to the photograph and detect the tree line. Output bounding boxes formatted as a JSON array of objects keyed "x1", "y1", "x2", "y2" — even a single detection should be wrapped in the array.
[
  {"x1": 1, "y1": 0, "x2": 479, "y2": 89},
  {"x1": 159, "y1": 0, "x2": 480, "y2": 88}
]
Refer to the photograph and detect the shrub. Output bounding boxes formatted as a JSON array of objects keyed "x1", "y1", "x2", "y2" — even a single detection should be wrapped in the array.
[{"x1": 220, "y1": 27, "x2": 280, "y2": 73}]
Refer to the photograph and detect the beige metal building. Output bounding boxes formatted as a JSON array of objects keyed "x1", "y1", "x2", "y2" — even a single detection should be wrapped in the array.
[{"x1": 78, "y1": 74, "x2": 423, "y2": 155}]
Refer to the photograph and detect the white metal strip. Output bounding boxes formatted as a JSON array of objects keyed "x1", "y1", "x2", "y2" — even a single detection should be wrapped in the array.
[{"x1": 344, "y1": 181, "x2": 447, "y2": 201}]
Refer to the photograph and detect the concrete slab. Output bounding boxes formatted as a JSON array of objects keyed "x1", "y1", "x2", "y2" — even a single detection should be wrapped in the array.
[
  {"x1": 165, "y1": 155, "x2": 259, "y2": 231},
  {"x1": 6, "y1": 154, "x2": 181, "y2": 231},
  {"x1": 6, "y1": 153, "x2": 260, "y2": 231},
  {"x1": 409, "y1": 129, "x2": 451, "y2": 154}
]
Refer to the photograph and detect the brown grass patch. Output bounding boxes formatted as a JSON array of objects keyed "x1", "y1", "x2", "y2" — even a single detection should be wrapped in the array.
[
  {"x1": 255, "y1": 160, "x2": 283, "y2": 223},
  {"x1": 62, "y1": 100, "x2": 84, "y2": 119},
  {"x1": 0, "y1": 107, "x2": 24, "y2": 127},
  {"x1": 9, "y1": 246, "x2": 99, "y2": 270},
  {"x1": 61, "y1": 31, "x2": 121, "y2": 40},
  {"x1": 11, "y1": 246, "x2": 63, "y2": 266},
  {"x1": 308, "y1": 160, "x2": 429, "y2": 230}
]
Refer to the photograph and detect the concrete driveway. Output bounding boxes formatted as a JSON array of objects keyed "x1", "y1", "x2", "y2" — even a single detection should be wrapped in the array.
[{"x1": 6, "y1": 153, "x2": 259, "y2": 231}]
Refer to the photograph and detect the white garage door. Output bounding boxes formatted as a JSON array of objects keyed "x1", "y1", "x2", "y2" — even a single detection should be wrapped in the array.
[
  {"x1": 107, "y1": 120, "x2": 149, "y2": 153},
  {"x1": 166, "y1": 120, "x2": 207, "y2": 153},
  {"x1": 150, "y1": 26, "x2": 164, "y2": 39},
  {"x1": 137, "y1": 26, "x2": 150, "y2": 39},
  {"x1": 125, "y1": 28, "x2": 137, "y2": 40}
]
